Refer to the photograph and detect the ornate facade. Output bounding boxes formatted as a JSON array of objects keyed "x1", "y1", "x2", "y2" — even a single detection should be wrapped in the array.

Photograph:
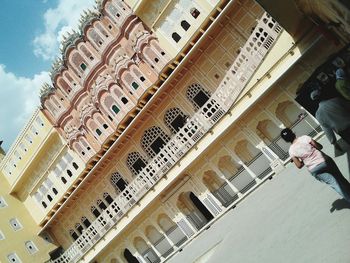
[{"x1": 1, "y1": 0, "x2": 349, "y2": 263}]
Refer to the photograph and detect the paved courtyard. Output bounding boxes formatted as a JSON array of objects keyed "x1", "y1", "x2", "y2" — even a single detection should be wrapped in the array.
[{"x1": 167, "y1": 136, "x2": 350, "y2": 263}]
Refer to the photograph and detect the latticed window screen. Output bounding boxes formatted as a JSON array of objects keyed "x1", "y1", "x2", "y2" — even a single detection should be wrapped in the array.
[
  {"x1": 164, "y1": 107, "x2": 188, "y2": 134},
  {"x1": 91, "y1": 206, "x2": 100, "y2": 218},
  {"x1": 81, "y1": 216, "x2": 91, "y2": 228},
  {"x1": 186, "y1": 83, "x2": 211, "y2": 110},
  {"x1": 75, "y1": 223, "x2": 84, "y2": 234},
  {"x1": 103, "y1": 192, "x2": 114, "y2": 204},
  {"x1": 97, "y1": 199, "x2": 107, "y2": 210},
  {"x1": 110, "y1": 172, "x2": 128, "y2": 193},
  {"x1": 69, "y1": 229, "x2": 79, "y2": 241},
  {"x1": 140, "y1": 126, "x2": 170, "y2": 158},
  {"x1": 80, "y1": 216, "x2": 91, "y2": 228},
  {"x1": 126, "y1": 152, "x2": 147, "y2": 176}
]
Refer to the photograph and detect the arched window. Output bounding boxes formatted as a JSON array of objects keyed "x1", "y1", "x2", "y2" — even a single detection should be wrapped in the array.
[
  {"x1": 110, "y1": 172, "x2": 128, "y2": 193},
  {"x1": 131, "y1": 82, "x2": 139, "y2": 90},
  {"x1": 69, "y1": 229, "x2": 79, "y2": 241},
  {"x1": 97, "y1": 199, "x2": 107, "y2": 210},
  {"x1": 121, "y1": 97, "x2": 128, "y2": 104},
  {"x1": 181, "y1": 20, "x2": 190, "y2": 31},
  {"x1": 140, "y1": 126, "x2": 170, "y2": 158},
  {"x1": 164, "y1": 107, "x2": 188, "y2": 134},
  {"x1": 42, "y1": 201, "x2": 47, "y2": 208},
  {"x1": 73, "y1": 162, "x2": 79, "y2": 170},
  {"x1": 80, "y1": 63, "x2": 87, "y2": 71},
  {"x1": 172, "y1": 32, "x2": 181, "y2": 43},
  {"x1": 112, "y1": 105, "x2": 120, "y2": 114},
  {"x1": 190, "y1": 8, "x2": 200, "y2": 18},
  {"x1": 67, "y1": 169, "x2": 73, "y2": 177},
  {"x1": 47, "y1": 194, "x2": 53, "y2": 202},
  {"x1": 103, "y1": 123, "x2": 108, "y2": 129},
  {"x1": 61, "y1": 177, "x2": 67, "y2": 184},
  {"x1": 88, "y1": 29, "x2": 104, "y2": 47},
  {"x1": 126, "y1": 152, "x2": 147, "y2": 176},
  {"x1": 91, "y1": 206, "x2": 100, "y2": 218},
  {"x1": 52, "y1": 188, "x2": 58, "y2": 195},
  {"x1": 75, "y1": 223, "x2": 84, "y2": 234},
  {"x1": 96, "y1": 128, "x2": 102, "y2": 136},
  {"x1": 103, "y1": 192, "x2": 114, "y2": 204},
  {"x1": 186, "y1": 83, "x2": 211, "y2": 110},
  {"x1": 81, "y1": 216, "x2": 91, "y2": 228}
]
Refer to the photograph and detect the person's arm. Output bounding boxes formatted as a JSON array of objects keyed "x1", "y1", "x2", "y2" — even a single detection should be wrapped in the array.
[
  {"x1": 309, "y1": 139, "x2": 323, "y2": 150},
  {"x1": 291, "y1": 156, "x2": 304, "y2": 169}
]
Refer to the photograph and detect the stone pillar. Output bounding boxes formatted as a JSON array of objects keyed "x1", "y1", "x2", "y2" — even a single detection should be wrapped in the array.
[
  {"x1": 145, "y1": 218, "x2": 176, "y2": 248},
  {"x1": 219, "y1": 141, "x2": 258, "y2": 180},
  {"x1": 206, "y1": 159, "x2": 242, "y2": 197},
  {"x1": 135, "y1": 228, "x2": 164, "y2": 261}
]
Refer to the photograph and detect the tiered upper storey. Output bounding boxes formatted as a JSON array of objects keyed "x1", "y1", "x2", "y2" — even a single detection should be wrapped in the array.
[{"x1": 40, "y1": 0, "x2": 170, "y2": 163}]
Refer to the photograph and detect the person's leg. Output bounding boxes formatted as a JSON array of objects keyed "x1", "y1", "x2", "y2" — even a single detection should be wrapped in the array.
[
  {"x1": 338, "y1": 126, "x2": 350, "y2": 145},
  {"x1": 316, "y1": 158, "x2": 350, "y2": 202}
]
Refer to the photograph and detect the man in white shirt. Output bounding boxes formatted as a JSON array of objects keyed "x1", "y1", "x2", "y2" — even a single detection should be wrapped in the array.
[{"x1": 311, "y1": 89, "x2": 350, "y2": 146}]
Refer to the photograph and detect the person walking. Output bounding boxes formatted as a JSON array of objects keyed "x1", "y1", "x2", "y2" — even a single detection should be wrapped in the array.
[
  {"x1": 281, "y1": 128, "x2": 350, "y2": 202},
  {"x1": 311, "y1": 89, "x2": 350, "y2": 146}
]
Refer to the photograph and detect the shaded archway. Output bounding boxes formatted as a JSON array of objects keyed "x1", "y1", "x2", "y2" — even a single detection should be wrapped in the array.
[
  {"x1": 123, "y1": 249, "x2": 139, "y2": 263},
  {"x1": 157, "y1": 213, "x2": 187, "y2": 247},
  {"x1": 218, "y1": 155, "x2": 256, "y2": 194},
  {"x1": 145, "y1": 225, "x2": 173, "y2": 257},
  {"x1": 234, "y1": 139, "x2": 272, "y2": 180},
  {"x1": 275, "y1": 101, "x2": 300, "y2": 127},
  {"x1": 234, "y1": 139, "x2": 259, "y2": 164},
  {"x1": 134, "y1": 237, "x2": 160, "y2": 263},
  {"x1": 177, "y1": 192, "x2": 213, "y2": 230},
  {"x1": 202, "y1": 170, "x2": 235, "y2": 207},
  {"x1": 256, "y1": 119, "x2": 280, "y2": 142},
  {"x1": 189, "y1": 192, "x2": 213, "y2": 221}
]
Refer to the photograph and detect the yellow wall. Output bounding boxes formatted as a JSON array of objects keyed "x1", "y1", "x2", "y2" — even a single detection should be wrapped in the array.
[
  {"x1": 0, "y1": 171, "x2": 57, "y2": 263},
  {"x1": 0, "y1": 110, "x2": 53, "y2": 187}
]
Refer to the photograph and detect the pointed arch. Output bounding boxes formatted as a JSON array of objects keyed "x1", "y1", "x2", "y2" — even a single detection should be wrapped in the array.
[
  {"x1": 126, "y1": 152, "x2": 147, "y2": 176},
  {"x1": 140, "y1": 126, "x2": 170, "y2": 158},
  {"x1": 110, "y1": 171, "x2": 128, "y2": 193},
  {"x1": 186, "y1": 83, "x2": 211, "y2": 110},
  {"x1": 163, "y1": 107, "x2": 188, "y2": 134}
]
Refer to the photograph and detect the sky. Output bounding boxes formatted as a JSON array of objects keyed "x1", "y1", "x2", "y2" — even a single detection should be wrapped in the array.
[{"x1": 0, "y1": 0, "x2": 96, "y2": 151}]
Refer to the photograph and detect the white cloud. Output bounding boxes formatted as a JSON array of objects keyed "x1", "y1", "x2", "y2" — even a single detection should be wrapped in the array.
[
  {"x1": 0, "y1": 65, "x2": 50, "y2": 150},
  {"x1": 33, "y1": 0, "x2": 95, "y2": 60}
]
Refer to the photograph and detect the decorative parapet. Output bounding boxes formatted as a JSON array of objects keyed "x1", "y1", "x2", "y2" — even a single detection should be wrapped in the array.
[
  {"x1": 50, "y1": 12, "x2": 282, "y2": 263},
  {"x1": 78, "y1": 9, "x2": 101, "y2": 33},
  {"x1": 40, "y1": 83, "x2": 55, "y2": 102},
  {"x1": 60, "y1": 30, "x2": 82, "y2": 57},
  {"x1": 49, "y1": 57, "x2": 66, "y2": 82},
  {"x1": 95, "y1": 0, "x2": 106, "y2": 12},
  {"x1": 64, "y1": 124, "x2": 81, "y2": 145}
]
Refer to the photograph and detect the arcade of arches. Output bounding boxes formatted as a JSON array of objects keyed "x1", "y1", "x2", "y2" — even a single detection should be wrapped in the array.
[{"x1": 96, "y1": 83, "x2": 323, "y2": 263}]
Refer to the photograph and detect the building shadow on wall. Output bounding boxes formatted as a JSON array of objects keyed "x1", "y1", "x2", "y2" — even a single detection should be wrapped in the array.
[{"x1": 330, "y1": 198, "x2": 350, "y2": 213}]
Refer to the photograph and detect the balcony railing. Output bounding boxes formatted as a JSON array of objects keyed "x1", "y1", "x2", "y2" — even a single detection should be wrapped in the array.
[{"x1": 51, "y1": 13, "x2": 282, "y2": 263}]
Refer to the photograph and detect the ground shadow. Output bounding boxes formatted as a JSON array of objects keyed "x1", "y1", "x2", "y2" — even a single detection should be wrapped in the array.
[{"x1": 330, "y1": 198, "x2": 350, "y2": 213}]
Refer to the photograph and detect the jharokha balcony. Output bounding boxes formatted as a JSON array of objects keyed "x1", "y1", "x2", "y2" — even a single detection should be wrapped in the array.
[{"x1": 51, "y1": 12, "x2": 283, "y2": 263}]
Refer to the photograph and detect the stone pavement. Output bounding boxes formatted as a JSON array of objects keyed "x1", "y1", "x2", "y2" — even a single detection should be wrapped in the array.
[{"x1": 167, "y1": 136, "x2": 350, "y2": 263}]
